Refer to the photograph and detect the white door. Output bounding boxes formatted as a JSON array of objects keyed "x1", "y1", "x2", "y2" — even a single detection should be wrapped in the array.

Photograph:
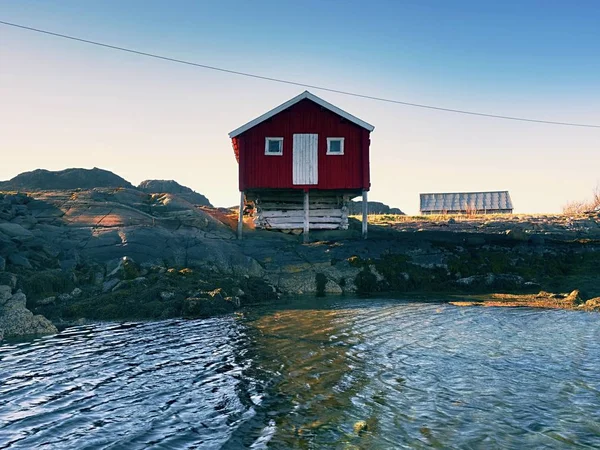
[{"x1": 293, "y1": 134, "x2": 318, "y2": 185}]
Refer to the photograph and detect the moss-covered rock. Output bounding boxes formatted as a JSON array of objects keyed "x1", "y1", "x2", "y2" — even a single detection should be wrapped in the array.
[{"x1": 354, "y1": 267, "x2": 378, "y2": 296}]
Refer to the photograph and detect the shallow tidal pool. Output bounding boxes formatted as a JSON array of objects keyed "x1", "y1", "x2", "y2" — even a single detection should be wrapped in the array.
[{"x1": 1, "y1": 298, "x2": 600, "y2": 449}]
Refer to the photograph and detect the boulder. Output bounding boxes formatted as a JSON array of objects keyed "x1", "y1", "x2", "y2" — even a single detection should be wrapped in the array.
[
  {"x1": 0, "y1": 285, "x2": 12, "y2": 305},
  {"x1": 38, "y1": 296, "x2": 56, "y2": 305},
  {"x1": 583, "y1": 298, "x2": 600, "y2": 311},
  {"x1": 107, "y1": 256, "x2": 140, "y2": 280},
  {"x1": 160, "y1": 291, "x2": 175, "y2": 301},
  {"x1": 0, "y1": 223, "x2": 34, "y2": 239},
  {"x1": 564, "y1": 289, "x2": 583, "y2": 305},
  {"x1": 8, "y1": 253, "x2": 33, "y2": 269},
  {"x1": 456, "y1": 273, "x2": 524, "y2": 289},
  {"x1": 0, "y1": 273, "x2": 17, "y2": 289},
  {"x1": 0, "y1": 290, "x2": 57, "y2": 338},
  {"x1": 138, "y1": 179, "x2": 212, "y2": 206},
  {"x1": 505, "y1": 229, "x2": 529, "y2": 242},
  {"x1": 57, "y1": 293, "x2": 72, "y2": 301},
  {"x1": 102, "y1": 278, "x2": 120, "y2": 293}
]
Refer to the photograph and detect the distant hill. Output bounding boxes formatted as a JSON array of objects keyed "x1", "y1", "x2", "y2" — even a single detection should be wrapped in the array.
[
  {"x1": 0, "y1": 168, "x2": 134, "y2": 191},
  {"x1": 138, "y1": 180, "x2": 212, "y2": 207},
  {"x1": 349, "y1": 200, "x2": 404, "y2": 215}
]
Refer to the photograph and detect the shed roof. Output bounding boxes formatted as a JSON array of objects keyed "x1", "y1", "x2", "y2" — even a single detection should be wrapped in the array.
[
  {"x1": 228, "y1": 90, "x2": 375, "y2": 138},
  {"x1": 420, "y1": 191, "x2": 513, "y2": 212}
]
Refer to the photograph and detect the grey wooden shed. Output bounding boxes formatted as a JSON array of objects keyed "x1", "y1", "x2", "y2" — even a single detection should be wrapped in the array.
[{"x1": 420, "y1": 191, "x2": 513, "y2": 215}]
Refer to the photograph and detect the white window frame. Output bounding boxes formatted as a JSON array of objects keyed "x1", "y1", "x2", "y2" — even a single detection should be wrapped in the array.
[
  {"x1": 264, "y1": 137, "x2": 284, "y2": 156},
  {"x1": 326, "y1": 137, "x2": 345, "y2": 155}
]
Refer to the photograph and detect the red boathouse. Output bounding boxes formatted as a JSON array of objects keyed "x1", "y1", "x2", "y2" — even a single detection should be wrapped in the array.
[{"x1": 229, "y1": 91, "x2": 374, "y2": 240}]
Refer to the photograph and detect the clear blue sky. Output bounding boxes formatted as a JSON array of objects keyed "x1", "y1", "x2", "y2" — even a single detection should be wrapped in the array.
[{"x1": 1, "y1": 0, "x2": 599, "y2": 213}]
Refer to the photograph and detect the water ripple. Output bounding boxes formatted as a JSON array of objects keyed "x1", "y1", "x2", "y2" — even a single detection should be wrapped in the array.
[{"x1": 1, "y1": 300, "x2": 600, "y2": 448}]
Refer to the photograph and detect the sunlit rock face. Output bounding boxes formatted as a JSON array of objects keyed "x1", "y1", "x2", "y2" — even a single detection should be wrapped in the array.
[{"x1": 138, "y1": 179, "x2": 212, "y2": 207}]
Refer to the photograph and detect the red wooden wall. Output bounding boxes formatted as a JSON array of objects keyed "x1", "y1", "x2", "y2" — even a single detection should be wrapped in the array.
[{"x1": 233, "y1": 99, "x2": 370, "y2": 191}]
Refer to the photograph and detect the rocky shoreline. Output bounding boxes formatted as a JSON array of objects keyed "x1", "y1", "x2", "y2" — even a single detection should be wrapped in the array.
[
  {"x1": 1, "y1": 172, "x2": 600, "y2": 339},
  {"x1": 450, "y1": 289, "x2": 600, "y2": 311}
]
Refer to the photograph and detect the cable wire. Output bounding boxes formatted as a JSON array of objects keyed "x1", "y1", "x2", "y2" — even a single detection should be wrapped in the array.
[{"x1": 1, "y1": 19, "x2": 599, "y2": 129}]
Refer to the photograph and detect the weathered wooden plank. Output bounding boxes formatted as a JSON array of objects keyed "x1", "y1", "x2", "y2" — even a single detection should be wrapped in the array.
[
  {"x1": 264, "y1": 216, "x2": 344, "y2": 224},
  {"x1": 258, "y1": 205, "x2": 341, "y2": 212},
  {"x1": 260, "y1": 209, "x2": 343, "y2": 218},
  {"x1": 264, "y1": 223, "x2": 341, "y2": 230}
]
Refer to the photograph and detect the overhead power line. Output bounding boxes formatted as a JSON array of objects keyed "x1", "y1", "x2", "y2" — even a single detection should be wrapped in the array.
[{"x1": 1, "y1": 20, "x2": 599, "y2": 129}]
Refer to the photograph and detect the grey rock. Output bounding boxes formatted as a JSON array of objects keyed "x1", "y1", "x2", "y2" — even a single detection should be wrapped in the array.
[
  {"x1": 138, "y1": 179, "x2": 212, "y2": 206},
  {"x1": 4, "y1": 291, "x2": 27, "y2": 309},
  {"x1": 57, "y1": 293, "x2": 72, "y2": 301},
  {"x1": 102, "y1": 279, "x2": 119, "y2": 292},
  {"x1": 505, "y1": 229, "x2": 529, "y2": 242},
  {"x1": 0, "y1": 273, "x2": 17, "y2": 289},
  {"x1": 71, "y1": 287, "x2": 83, "y2": 297},
  {"x1": 107, "y1": 256, "x2": 138, "y2": 280},
  {"x1": 0, "y1": 223, "x2": 34, "y2": 239},
  {"x1": 93, "y1": 272, "x2": 105, "y2": 285},
  {"x1": 0, "y1": 256, "x2": 5, "y2": 271},
  {"x1": 0, "y1": 285, "x2": 12, "y2": 305},
  {"x1": 0, "y1": 289, "x2": 57, "y2": 338},
  {"x1": 59, "y1": 259, "x2": 78, "y2": 271},
  {"x1": 38, "y1": 296, "x2": 56, "y2": 305},
  {"x1": 160, "y1": 291, "x2": 175, "y2": 300},
  {"x1": 325, "y1": 280, "x2": 343, "y2": 294},
  {"x1": 8, "y1": 253, "x2": 32, "y2": 269},
  {"x1": 456, "y1": 273, "x2": 524, "y2": 288}
]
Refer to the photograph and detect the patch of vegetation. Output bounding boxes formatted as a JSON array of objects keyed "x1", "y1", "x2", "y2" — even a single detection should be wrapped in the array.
[
  {"x1": 374, "y1": 253, "x2": 453, "y2": 292},
  {"x1": 315, "y1": 273, "x2": 327, "y2": 297},
  {"x1": 354, "y1": 267, "x2": 378, "y2": 297},
  {"x1": 21, "y1": 270, "x2": 74, "y2": 303}
]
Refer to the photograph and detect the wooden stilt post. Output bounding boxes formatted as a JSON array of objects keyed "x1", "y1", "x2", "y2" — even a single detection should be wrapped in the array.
[
  {"x1": 237, "y1": 191, "x2": 244, "y2": 240},
  {"x1": 362, "y1": 189, "x2": 368, "y2": 239},
  {"x1": 303, "y1": 190, "x2": 309, "y2": 243}
]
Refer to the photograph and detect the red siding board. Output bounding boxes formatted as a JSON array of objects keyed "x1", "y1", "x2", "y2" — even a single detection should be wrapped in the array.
[{"x1": 234, "y1": 99, "x2": 370, "y2": 191}]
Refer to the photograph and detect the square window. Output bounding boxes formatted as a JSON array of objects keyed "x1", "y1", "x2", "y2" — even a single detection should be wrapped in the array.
[
  {"x1": 327, "y1": 138, "x2": 344, "y2": 155},
  {"x1": 265, "y1": 137, "x2": 283, "y2": 155}
]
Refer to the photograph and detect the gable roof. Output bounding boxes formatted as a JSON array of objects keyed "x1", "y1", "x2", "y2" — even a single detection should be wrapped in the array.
[
  {"x1": 420, "y1": 191, "x2": 513, "y2": 212},
  {"x1": 228, "y1": 90, "x2": 375, "y2": 138}
]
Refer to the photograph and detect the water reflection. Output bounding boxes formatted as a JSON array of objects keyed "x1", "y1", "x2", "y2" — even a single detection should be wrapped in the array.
[
  {"x1": 1, "y1": 299, "x2": 600, "y2": 449},
  {"x1": 226, "y1": 305, "x2": 375, "y2": 448}
]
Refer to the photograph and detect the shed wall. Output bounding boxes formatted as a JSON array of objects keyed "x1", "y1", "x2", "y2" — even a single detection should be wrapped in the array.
[{"x1": 235, "y1": 99, "x2": 369, "y2": 191}]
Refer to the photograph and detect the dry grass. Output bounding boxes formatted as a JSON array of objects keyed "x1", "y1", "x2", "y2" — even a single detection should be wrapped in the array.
[
  {"x1": 563, "y1": 185, "x2": 600, "y2": 215},
  {"x1": 357, "y1": 213, "x2": 566, "y2": 225}
]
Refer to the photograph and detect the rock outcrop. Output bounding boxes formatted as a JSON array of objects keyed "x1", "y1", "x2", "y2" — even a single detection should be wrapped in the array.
[
  {"x1": 138, "y1": 179, "x2": 212, "y2": 206},
  {"x1": 348, "y1": 200, "x2": 404, "y2": 215},
  {"x1": 1, "y1": 167, "x2": 600, "y2": 328},
  {"x1": 0, "y1": 167, "x2": 134, "y2": 191},
  {"x1": 0, "y1": 283, "x2": 57, "y2": 339}
]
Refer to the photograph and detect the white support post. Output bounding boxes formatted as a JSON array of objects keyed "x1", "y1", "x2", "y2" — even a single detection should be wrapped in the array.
[
  {"x1": 362, "y1": 189, "x2": 368, "y2": 239},
  {"x1": 237, "y1": 191, "x2": 244, "y2": 240},
  {"x1": 303, "y1": 190, "x2": 309, "y2": 243}
]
